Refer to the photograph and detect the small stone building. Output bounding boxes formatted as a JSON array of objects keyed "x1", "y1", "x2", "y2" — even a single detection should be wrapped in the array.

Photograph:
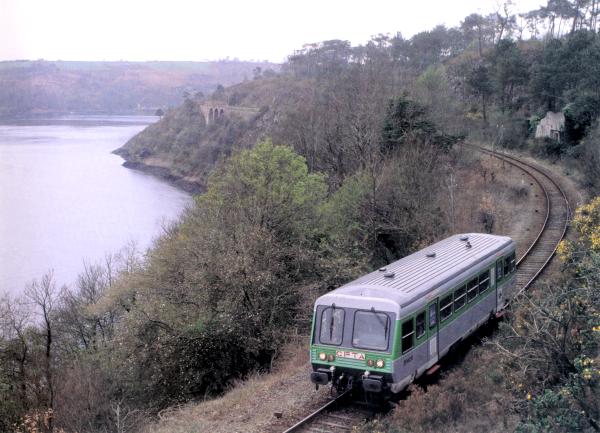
[{"x1": 535, "y1": 111, "x2": 565, "y2": 141}]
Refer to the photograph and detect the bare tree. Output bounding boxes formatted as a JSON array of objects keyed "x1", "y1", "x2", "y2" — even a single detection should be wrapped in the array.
[{"x1": 24, "y1": 271, "x2": 63, "y2": 432}]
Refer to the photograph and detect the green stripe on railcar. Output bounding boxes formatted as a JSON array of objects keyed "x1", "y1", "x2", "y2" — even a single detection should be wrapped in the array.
[{"x1": 311, "y1": 345, "x2": 393, "y2": 374}]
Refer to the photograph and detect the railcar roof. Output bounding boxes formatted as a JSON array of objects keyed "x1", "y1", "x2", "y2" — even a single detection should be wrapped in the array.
[{"x1": 316, "y1": 233, "x2": 514, "y2": 311}]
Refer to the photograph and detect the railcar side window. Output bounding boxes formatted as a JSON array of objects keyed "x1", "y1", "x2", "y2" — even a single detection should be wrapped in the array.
[
  {"x1": 401, "y1": 319, "x2": 414, "y2": 353},
  {"x1": 454, "y1": 285, "x2": 466, "y2": 310},
  {"x1": 429, "y1": 304, "x2": 437, "y2": 329},
  {"x1": 440, "y1": 295, "x2": 453, "y2": 321},
  {"x1": 467, "y1": 278, "x2": 478, "y2": 302},
  {"x1": 319, "y1": 307, "x2": 344, "y2": 345},
  {"x1": 496, "y1": 260, "x2": 504, "y2": 281},
  {"x1": 479, "y1": 270, "x2": 490, "y2": 292},
  {"x1": 352, "y1": 311, "x2": 390, "y2": 351},
  {"x1": 416, "y1": 312, "x2": 426, "y2": 339},
  {"x1": 503, "y1": 256, "x2": 511, "y2": 276},
  {"x1": 508, "y1": 252, "x2": 516, "y2": 273}
]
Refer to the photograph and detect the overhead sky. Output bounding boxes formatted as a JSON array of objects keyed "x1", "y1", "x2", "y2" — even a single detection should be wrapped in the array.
[{"x1": 1, "y1": 0, "x2": 545, "y2": 63}]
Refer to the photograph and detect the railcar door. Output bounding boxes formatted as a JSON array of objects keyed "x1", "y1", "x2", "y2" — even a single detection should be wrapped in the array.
[{"x1": 427, "y1": 300, "x2": 439, "y2": 363}]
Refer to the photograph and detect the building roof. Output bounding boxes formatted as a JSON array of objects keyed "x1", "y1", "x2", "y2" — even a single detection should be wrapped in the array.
[{"x1": 315, "y1": 233, "x2": 514, "y2": 315}]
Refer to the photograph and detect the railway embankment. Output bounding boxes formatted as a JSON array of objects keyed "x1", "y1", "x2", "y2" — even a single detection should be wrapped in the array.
[{"x1": 141, "y1": 148, "x2": 586, "y2": 433}]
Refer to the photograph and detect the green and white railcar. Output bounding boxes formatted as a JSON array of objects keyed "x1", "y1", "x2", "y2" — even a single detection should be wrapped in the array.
[{"x1": 310, "y1": 233, "x2": 517, "y2": 394}]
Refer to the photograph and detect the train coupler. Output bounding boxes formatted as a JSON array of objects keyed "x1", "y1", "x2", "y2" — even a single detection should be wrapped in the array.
[
  {"x1": 362, "y1": 374, "x2": 384, "y2": 393},
  {"x1": 310, "y1": 368, "x2": 331, "y2": 386}
]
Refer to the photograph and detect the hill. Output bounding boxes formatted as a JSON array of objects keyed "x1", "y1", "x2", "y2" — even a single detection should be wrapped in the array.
[
  {"x1": 113, "y1": 75, "x2": 312, "y2": 191},
  {"x1": 0, "y1": 60, "x2": 279, "y2": 118}
]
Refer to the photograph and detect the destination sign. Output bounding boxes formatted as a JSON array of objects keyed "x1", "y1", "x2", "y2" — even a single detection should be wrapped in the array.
[{"x1": 335, "y1": 350, "x2": 365, "y2": 360}]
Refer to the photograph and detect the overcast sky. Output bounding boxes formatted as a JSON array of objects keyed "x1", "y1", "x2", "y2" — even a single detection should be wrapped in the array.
[{"x1": 1, "y1": 0, "x2": 545, "y2": 63}]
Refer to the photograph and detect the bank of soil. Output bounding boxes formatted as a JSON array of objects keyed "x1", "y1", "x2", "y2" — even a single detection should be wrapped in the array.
[{"x1": 119, "y1": 159, "x2": 204, "y2": 194}]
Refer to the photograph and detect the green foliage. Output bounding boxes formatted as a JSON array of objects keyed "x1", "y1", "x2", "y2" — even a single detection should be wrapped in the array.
[
  {"x1": 321, "y1": 173, "x2": 371, "y2": 257},
  {"x1": 127, "y1": 315, "x2": 274, "y2": 404},
  {"x1": 465, "y1": 61, "x2": 494, "y2": 122},
  {"x1": 563, "y1": 95, "x2": 600, "y2": 144},
  {"x1": 0, "y1": 369, "x2": 23, "y2": 432},
  {"x1": 107, "y1": 139, "x2": 330, "y2": 406},
  {"x1": 499, "y1": 198, "x2": 600, "y2": 432},
  {"x1": 381, "y1": 96, "x2": 460, "y2": 153},
  {"x1": 200, "y1": 139, "x2": 326, "y2": 240},
  {"x1": 576, "y1": 121, "x2": 600, "y2": 193},
  {"x1": 489, "y1": 39, "x2": 529, "y2": 113},
  {"x1": 516, "y1": 389, "x2": 588, "y2": 433},
  {"x1": 323, "y1": 142, "x2": 447, "y2": 266},
  {"x1": 528, "y1": 114, "x2": 542, "y2": 135},
  {"x1": 531, "y1": 31, "x2": 600, "y2": 113}
]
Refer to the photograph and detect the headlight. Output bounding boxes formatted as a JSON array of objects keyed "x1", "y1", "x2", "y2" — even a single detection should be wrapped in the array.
[
  {"x1": 367, "y1": 359, "x2": 374, "y2": 367},
  {"x1": 327, "y1": 354, "x2": 335, "y2": 362},
  {"x1": 319, "y1": 352, "x2": 326, "y2": 361},
  {"x1": 376, "y1": 359, "x2": 385, "y2": 368}
]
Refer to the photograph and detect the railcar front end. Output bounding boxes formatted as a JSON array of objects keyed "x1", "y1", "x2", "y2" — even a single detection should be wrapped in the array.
[{"x1": 309, "y1": 302, "x2": 399, "y2": 394}]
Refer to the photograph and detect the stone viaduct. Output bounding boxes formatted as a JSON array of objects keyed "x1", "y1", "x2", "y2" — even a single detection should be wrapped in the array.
[{"x1": 199, "y1": 102, "x2": 260, "y2": 125}]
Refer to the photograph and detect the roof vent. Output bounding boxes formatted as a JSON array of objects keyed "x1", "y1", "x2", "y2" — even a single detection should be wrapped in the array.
[
  {"x1": 426, "y1": 252, "x2": 436, "y2": 258},
  {"x1": 465, "y1": 241, "x2": 472, "y2": 249},
  {"x1": 384, "y1": 271, "x2": 395, "y2": 278},
  {"x1": 460, "y1": 235, "x2": 469, "y2": 241},
  {"x1": 379, "y1": 267, "x2": 387, "y2": 272}
]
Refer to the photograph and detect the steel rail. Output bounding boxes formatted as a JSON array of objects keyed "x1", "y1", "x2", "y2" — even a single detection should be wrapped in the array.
[
  {"x1": 281, "y1": 389, "x2": 353, "y2": 433},
  {"x1": 471, "y1": 145, "x2": 570, "y2": 292}
]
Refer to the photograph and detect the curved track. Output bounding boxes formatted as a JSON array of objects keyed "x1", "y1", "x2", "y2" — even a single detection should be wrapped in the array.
[
  {"x1": 475, "y1": 146, "x2": 570, "y2": 293},
  {"x1": 279, "y1": 146, "x2": 571, "y2": 433}
]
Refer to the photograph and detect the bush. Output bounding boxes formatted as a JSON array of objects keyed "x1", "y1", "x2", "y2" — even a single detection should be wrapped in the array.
[{"x1": 105, "y1": 139, "x2": 329, "y2": 408}]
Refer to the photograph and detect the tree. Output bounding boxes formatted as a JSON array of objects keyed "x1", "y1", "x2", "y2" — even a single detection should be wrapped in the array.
[
  {"x1": 381, "y1": 95, "x2": 460, "y2": 152},
  {"x1": 24, "y1": 271, "x2": 62, "y2": 432},
  {"x1": 490, "y1": 39, "x2": 529, "y2": 113},
  {"x1": 466, "y1": 62, "x2": 494, "y2": 124},
  {"x1": 0, "y1": 297, "x2": 31, "y2": 431},
  {"x1": 461, "y1": 13, "x2": 493, "y2": 57}
]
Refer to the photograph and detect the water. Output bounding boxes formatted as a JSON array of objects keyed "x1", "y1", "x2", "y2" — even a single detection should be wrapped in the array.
[{"x1": 0, "y1": 115, "x2": 192, "y2": 295}]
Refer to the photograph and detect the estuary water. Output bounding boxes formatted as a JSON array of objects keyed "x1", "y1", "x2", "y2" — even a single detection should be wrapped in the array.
[{"x1": 0, "y1": 115, "x2": 192, "y2": 295}]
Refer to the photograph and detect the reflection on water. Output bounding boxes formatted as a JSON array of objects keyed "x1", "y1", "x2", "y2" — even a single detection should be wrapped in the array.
[{"x1": 0, "y1": 115, "x2": 192, "y2": 295}]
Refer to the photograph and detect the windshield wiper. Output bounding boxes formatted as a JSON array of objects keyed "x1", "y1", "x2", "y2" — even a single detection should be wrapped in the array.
[
  {"x1": 329, "y1": 303, "x2": 336, "y2": 340},
  {"x1": 371, "y1": 307, "x2": 389, "y2": 339}
]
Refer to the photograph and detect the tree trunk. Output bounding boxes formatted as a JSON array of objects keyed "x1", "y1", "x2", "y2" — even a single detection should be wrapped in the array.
[
  {"x1": 44, "y1": 310, "x2": 54, "y2": 432},
  {"x1": 482, "y1": 94, "x2": 488, "y2": 124}
]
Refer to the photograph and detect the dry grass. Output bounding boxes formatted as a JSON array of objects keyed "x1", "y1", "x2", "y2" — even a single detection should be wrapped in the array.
[
  {"x1": 362, "y1": 344, "x2": 520, "y2": 433},
  {"x1": 141, "y1": 341, "x2": 330, "y2": 433},
  {"x1": 450, "y1": 145, "x2": 544, "y2": 258}
]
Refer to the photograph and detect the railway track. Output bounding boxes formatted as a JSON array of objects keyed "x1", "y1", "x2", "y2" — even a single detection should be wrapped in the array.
[
  {"x1": 281, "y1": 390, "x2": 376, "y2": 433},
  {"x1": 279, "y1": 146, "x2": 571, "y2": 433},
  {"x1": 474, "y1": 146, "x2": 571, "y2": 293}
]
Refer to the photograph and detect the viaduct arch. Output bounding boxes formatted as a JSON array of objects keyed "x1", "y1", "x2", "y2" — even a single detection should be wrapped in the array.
[{"x1": 199, "y1": 103, "x2": 260, "y2": 125}]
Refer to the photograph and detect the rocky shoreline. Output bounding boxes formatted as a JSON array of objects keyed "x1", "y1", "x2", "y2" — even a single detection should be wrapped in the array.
[{"x1": 120, "y1": 160, "x2": 204, "y2": 194}]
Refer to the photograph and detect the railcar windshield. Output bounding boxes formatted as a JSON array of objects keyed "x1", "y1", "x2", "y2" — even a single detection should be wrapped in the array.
[
  {"x1": 352, "y1": 310, "x2": 391, "y2": 351},
  {"x1": 319, "y1": 306, "x2": 345, "y2": 345}
]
